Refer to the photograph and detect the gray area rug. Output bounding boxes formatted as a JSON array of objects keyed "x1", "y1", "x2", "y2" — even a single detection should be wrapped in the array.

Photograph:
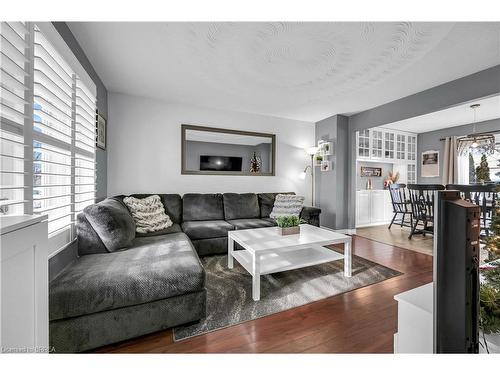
[{"x1": 173, "y1": 252, "x2": 401, "y2": 341}]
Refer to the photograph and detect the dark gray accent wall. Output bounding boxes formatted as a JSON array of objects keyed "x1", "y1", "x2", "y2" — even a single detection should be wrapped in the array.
[
  {"x1": 318, "y1": 65, "x2": 500, "y2": 229},
  {"x1": 348, "y1": 65, "x2": 500, "y2": 132},
  {"x1": 417, "y1": 118, "x2": 500, "y2": 184},
  {"x1": 49, "y1": 23, "x2": 108, "y2": 281},
  {"x1": 315, "y1": 115, "x2": 349, "y2": 229},
  {"x1": 52, "y1": 22, "x2": 108, "y2": 201}
]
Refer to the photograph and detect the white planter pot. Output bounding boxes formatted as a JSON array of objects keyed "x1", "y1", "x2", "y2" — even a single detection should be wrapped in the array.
[{"x1": 479, "y1": 331, "x2": 500, "y2": 353}]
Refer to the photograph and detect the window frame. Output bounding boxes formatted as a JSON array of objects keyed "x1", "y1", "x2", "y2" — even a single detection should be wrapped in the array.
[{"x1": 1, "y1": 22, "x2": 97, "y2": 256}]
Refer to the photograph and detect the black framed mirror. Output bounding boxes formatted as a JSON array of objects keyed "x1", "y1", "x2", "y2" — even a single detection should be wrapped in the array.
[{"x1": 181, "y1": 124, "x2": 276, "y2": 176}]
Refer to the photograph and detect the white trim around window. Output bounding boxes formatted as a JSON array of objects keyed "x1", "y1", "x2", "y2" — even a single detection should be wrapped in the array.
[{"x1": 1, "y1": 22, "x2": 97, "y2": 256}]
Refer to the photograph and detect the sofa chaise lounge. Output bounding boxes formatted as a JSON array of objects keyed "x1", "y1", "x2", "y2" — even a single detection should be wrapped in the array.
[{"x1": 49, "y1": 192, "x2": 321, "y2": 352}]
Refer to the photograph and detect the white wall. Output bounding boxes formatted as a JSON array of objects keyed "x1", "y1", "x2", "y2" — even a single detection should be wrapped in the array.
[{"x1": 107, "y1": 93, "x2": 315, "y2": 201}]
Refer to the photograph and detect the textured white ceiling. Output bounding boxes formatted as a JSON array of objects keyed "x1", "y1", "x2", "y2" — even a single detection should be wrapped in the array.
[
  {"x1": 380, "y1": 95, "x2": 500, "y2": 134},
  {"x1": 68, "y1": 22, "x2": 500, "y2": 122}
]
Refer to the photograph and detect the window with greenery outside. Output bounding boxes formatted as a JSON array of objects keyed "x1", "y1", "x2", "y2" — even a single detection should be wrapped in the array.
[{"x1": 476, "y1": 154, "x2": 492, "y2": 183}]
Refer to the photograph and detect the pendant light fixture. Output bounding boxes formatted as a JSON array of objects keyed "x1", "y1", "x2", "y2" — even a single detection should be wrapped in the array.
[{"x1": 457, "y1": 103, "x2": 495, "y2": 156}]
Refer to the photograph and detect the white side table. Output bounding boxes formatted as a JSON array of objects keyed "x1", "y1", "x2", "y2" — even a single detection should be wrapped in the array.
[{"x1": 0, "y1": 215, "x2": 48, "y2": 353}]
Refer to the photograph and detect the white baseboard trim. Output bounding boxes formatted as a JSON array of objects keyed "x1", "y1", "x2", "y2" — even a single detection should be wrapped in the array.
[
  {"x1": 355, "y1": 221, "x2": 391, "y2": 229},
  {"x1": 319, "y1": 226, "x2": 357, "y2": 235}
]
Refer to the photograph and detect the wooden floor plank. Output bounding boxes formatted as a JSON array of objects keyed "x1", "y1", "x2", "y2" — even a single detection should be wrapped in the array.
[{"x1": 95, "y1": 235, "x2": 433, "y2": 354}]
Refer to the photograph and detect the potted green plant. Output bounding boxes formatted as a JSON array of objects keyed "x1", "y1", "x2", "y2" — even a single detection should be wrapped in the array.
[
  {"x1": 275, "y1": 215, "x2": 304, "y2": 235},
  {"x1": 314, "y1": 154, "x2": 323, "y2": 166}
]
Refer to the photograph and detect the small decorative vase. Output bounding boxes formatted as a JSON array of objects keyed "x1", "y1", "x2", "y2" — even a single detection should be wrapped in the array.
[{"x1": 278, "y1": 226, "x2": 300, "y2": 236}]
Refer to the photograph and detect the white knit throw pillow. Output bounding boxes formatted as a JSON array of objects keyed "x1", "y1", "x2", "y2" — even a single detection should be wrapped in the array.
[
  {"x1": 269, "y1": 194, "x2": 305, "y2": 218},
  {"x1": 123, "y1": 195, "x2": 173, "y2": 234}
]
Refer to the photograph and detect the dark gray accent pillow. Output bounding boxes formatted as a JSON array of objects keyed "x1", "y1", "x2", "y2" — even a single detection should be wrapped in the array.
[
  {"x1": 223, "y1": 193, "x2": 260, "y2": 220},
  {"x1": 76, "y1": 213, "x2": 108, "y2": 255},
  {"x1": 83, "y1": 198, "x2": 136, "y2": 252},
  {"x1": 183, "y1": 193, "x2": 224, "y2": 221}
]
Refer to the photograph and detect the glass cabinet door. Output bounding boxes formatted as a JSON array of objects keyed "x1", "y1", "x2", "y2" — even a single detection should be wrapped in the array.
[
  {"x1": 371, "y1": 130, "x2": 383, "y2": 159},
  {"x1": 384, "y1": 132, "x2": 395, "y2": 159},
  {"x1": 396, "y1": 134, "x2": 406, "y2": 160},
  {"x1": 407, "y1": 163, "x2": 416, "y2": 183},
  {"x1": 407, "y1": 135, "x2": 417, "y2": 161},
  {"x1": 357, "y1": 129, "x2": 370, "y2": 158}
]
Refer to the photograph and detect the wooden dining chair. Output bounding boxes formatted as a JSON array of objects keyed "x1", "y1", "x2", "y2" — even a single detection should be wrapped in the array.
[
  {"x1": 388, "y1": 183, "x2": 412, "y2": 229},
  {"x1": 407, "y1": 184, "x2": 445, "y2": 239},
  {"x1": 446, "y1": 183, "x2": 499, "y2": 239}
]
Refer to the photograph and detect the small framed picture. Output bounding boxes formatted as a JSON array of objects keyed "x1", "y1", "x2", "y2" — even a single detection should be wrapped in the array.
[
  {"x1": 317, "y1": 140, "x2": 333, "y2": 156},
  {"x1": 421, "y1": 150, "x2": 439, "y2": 177},
  {"x1": 96, "y1": 112, "x2": 106, "y2": 150},
  {"x1": 320, "y1": 160, "x2": 331, "y2": 172},
  {"x1": 360, "y1": 166, "x2": 382, "y2": 177}
]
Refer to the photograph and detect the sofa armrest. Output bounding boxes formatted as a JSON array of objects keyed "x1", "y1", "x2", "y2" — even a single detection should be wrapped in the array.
[{"x1": 300, "y1": 206, "x2": 321, "y2": 227}]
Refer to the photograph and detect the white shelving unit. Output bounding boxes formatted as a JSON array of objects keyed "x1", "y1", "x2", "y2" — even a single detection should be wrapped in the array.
[{"x1": 355, "y1": 127, "x2": 418, "y2": 228}]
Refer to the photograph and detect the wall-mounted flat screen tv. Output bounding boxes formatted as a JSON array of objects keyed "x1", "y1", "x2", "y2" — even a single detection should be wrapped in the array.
[{"x1": 200, "y1": 155, "x2": 243, "y2": 172}]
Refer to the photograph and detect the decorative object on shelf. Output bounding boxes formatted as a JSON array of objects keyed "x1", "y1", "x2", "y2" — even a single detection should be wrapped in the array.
[
  {"x1": 320, "y1": 160, "x2": 331, "y2": 172},
  {"x1": 318, "y1": 140, "x2": 333, "y2": 156},
  {"x1": 275, "y1": 215, "x2": 303, "y2": 235},
  {"x1": 457, "y1": 104, "x2": 496, "y2": 156},
  {"x1": 314, "y1": 153, "x2": 323, "y2": 166},
  {"x1": 96, "y1": 112, "x2": 107, "y2": 150},
  {"x1": 383, "y1": 170, "x2": 400, "y2": 188},
  {"x1": 360, "y1": 166, "x2": 382, "y2": 177},
  {"x1": 316, "y1": 139, "x2": 333, "y2": 172},
  {"x1": 300, "y1": 146, "x2": 319, "y2": 206},
  {"x1": 249, "y1": 152, "x2": 262, "y2": 173},
  {"x1": 421, "y1": 150, "x2": 439, "y2": 177},
  {"x1": 366, "y1": 178, "x2": 373, "y2": 190}
]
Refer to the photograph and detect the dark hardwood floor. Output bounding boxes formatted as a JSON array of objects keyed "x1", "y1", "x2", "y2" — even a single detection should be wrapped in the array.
[{"x1": 95, "y1": 235, "x2": 433, "y2": 353}]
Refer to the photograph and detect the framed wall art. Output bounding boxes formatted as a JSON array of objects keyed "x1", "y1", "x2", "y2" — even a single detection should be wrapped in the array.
[
  {"x1": 96, "y1": 112, "x2": 107, "y2": 150},
  {"x1": 421, "y1": 150, "x2": 439, "y2": 177},
  {"x1": 360, "y1": 166, "x2": 382, "y2": 177}
]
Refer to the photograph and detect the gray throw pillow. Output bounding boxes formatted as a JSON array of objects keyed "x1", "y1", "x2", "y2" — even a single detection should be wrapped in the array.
[
  {"x1": 123, "y1": 194, "x2": 173, "y2": 234},
  {"x1": 83, "y1": 198, "x2": 136, "y2": 252},
  {"x1": 270, "y1": 194, "x2": 305, "y2": 218}
]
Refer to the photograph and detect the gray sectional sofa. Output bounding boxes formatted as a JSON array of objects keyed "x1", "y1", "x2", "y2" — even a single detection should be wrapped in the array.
[{"x1": 49, "y1": 192, "x2": 321, "y2": 352}]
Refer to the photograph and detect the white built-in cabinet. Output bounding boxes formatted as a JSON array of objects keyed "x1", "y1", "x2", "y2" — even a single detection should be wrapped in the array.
[
  {"x1": 407, "y1": 135, "x2": 417, "y2": 162},
  {"x1": 356, "y1": 189, "x2": 393, "y2": 228},
  {"x1": 0, "y1": 215, "x2": 49, "y2": 352},
  {"x1": 355, "y1": 128, "x2": 418, "y2": 228},
  {"x1": 371, "y1": 129, "x2": 383, "y2": 159},
  {"x1": 384, "y1": 132, "x2": 395, "y2": 159},
  {"x1": 356, "y1": 128, "x2": 418, "y2": 184}
]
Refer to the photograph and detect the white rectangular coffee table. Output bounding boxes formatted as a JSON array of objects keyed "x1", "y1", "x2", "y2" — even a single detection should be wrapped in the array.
[{"x1": 228, "y1": 224, "x2": 352, "y2": 301}]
